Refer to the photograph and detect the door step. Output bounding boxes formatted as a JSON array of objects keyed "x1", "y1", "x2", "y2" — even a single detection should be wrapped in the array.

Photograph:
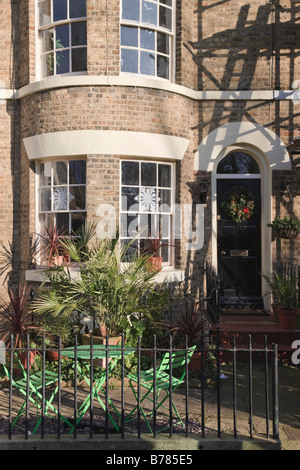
[{"x1": 221, "y1": 308, "x2": 269, "y2": 316}]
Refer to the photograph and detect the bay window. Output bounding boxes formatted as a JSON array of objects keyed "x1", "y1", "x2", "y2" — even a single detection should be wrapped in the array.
[
  {"x1": 38, "y1": 0, "x2": 87, "y2": 78},
  {"x1": 38, "y1": 159, "x2": 87, "y2": 235},
  {"x1": 120, "y1": 0, "x2": 174, "y2": 80},
  {"x1": 120, "y1": 160, "x2": 174, "y2": 264}
]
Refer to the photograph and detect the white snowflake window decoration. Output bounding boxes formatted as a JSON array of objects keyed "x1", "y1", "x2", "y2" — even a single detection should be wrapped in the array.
[
  {"x1": 53, "y1": 187, "x2": 68, "y2": 211},
  {"x1": 135, "y1": 188, "x2": 159, "y2": 212}
]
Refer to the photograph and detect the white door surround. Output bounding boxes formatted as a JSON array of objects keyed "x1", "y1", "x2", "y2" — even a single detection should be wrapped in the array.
[{"x1": 195, "y1": 122, "x2": 292, "y2": 310}]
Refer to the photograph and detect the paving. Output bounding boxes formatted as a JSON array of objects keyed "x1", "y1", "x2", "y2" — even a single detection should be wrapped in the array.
[{"x1": 0, "y1": 362, "x2": 299, "y2": 450}]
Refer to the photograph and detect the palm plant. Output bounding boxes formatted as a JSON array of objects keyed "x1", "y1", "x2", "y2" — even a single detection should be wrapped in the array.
[
  {"x1": 32, "y1": 234, "x2": 169, "y2": 343},
  {"x1": 60, "y1": 220, "x2": 97, "y2": 263},
  {"x1": 0, "y1": 283, "x2": 39, "y2": 348},
  {"x1": 0, "y1": 242, "x2": 13, "y2": 283}
]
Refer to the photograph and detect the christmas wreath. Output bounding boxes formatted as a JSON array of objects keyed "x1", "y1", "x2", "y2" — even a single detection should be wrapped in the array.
[{"x1": 221, "y1": 190, "x2": 255, "y2": 223}]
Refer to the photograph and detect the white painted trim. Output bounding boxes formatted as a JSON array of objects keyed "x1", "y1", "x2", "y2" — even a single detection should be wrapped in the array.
[
  {"x1": 194, "y1": 122, "x2": 291, "y2": 172},
  {"x1": 2, "y1": 75, "x2": 300, "y2": 102},
  {"x1": 23, "y1": 130, "x2": 190, "y2": 161},
  {"x1": 25, "y1": 266, "x2": 184, "y2": 283}
]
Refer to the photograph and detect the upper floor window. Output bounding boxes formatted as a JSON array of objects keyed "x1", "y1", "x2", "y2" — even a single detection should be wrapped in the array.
[
  {"x1": 120, "y1": 0, "x2": 174, "y2": 80},
  {"x1": 38, "y1": 0, "x2": 87, "y2": 78}
]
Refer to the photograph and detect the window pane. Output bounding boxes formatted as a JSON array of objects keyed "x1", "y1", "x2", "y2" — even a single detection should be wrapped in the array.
[
  {"x1": 69, "y1": 160, "x2": 86, "y2": 184},
  {"x1": 69, "y1": 186, "x2": 86, "y2": 210},
  {"x1": 217, "y1": 152, "x2": 260, "y2": 174},
  {"x1": 53, "y1": 187, "x2": 68, "y2": 211},
  {"x1": 160, "y1": 0, "x2": 172, "y2": 6},
  {"x1": 40, "y1": 162, "x2": 52, "y2": 186},
  {"x1": 69, "y1": 0, "x2": 86, "y2": 18},
  {"x1": 142, "y1": 1, "x2": 157, "y2": 26},
  {"x1": 71, "y1": 21, "x2": 87, "y2": 46},
  {"x1": 140, "y1": 213, "x2": 156, "y2": 237},
  {"x1": 159, "y1": 5, "x2": 172, "y2": 30},
  {"x1": 72, "y1": 47, "x2": 87, "y2": 71},
  {"x1": 40, "y1": 213, "x2": 54, "y2": 231},
  {"x1": 121, "y1": 213, "x2": 139, "y2": 237},
  {"x1": 53, "y1": 0, "x2": 67, "y2": 22},
  {"x1": 39, "y1": 0, "x2": 51, "y2": 26},
  {"x1": 122, "y1": 187, "x2": 139, "y2": 211},
  {"x1": 121, "y1": 48, "x2": 139, "y2": 73},
  {"x1": 139, "y1": 187, "x2": 157, "y2": 212},
  {"x1": 56, "y1": 49, "x2": 70, "y2": 74},
  {"x1": 122, "y1": 161, "x2": 139, "y2": 185},
  {"x1": 158, "y1": 164, "x2": 171, "y2": 187},
  {"x1": 140, "y1": 29, "x2": 155, "y2": 50},
  {"x1": 54, "y1": 161, "x2": 67, "y2": 185},
  {"x1": 56, "y1": 24, "x2": 70, "y2": 48},
  {"x1": 40, "y1": 188, "x2": 51, "y2": 212},
  {"x1": 71, "y1": 213, "x2": 85, "y2": 233},
  {"x1": 157, "y1": 54, "x2": 169, "y2": 78},
  {"x1": 140, "y1": 51, "x2": 155, "y2": 75},
  {"x1": 42, "y1": 29, "x2": 54, "y2": 53},
  {"x1": 121, "y1": 239, "x2": 138, "y2": 262},
  {"x1": 158, "y1": 189, "x2": 171, "y2": 209},
  {"x1": 56, "y1": 212, "x2": 70, "y2": 233},
  {"x1": 141, "y1": 162, "x2": 156, "y2": 186},
  {"x1": 42, "y1": 53, "x2": 54, "y2": 77},
  {"x1": 121, "y1": 26, "x2": 138, "y2": 47},
  {"x1": 157, "y1": 32, "x2": 169, "y2": 54},
  {"x1": 122, "y1": 0, "x2": 140, "y2": 21},
  {"x1": 160, "y1": 214, "x2": 170, "y2": 237}
]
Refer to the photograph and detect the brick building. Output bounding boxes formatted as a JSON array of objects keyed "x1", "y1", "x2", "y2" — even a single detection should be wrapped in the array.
[{"x1": 0, "y1": 0, "x2": 300, "y2": 312}]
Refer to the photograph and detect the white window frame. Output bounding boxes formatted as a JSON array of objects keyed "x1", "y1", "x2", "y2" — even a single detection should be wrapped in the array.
[
  {"x1": 120, "y1": 159, "x2": 175, "y2": 266},
  {"x1": 36, "y1": 0, "x2": 87, "y2": 80},
  {"x1": 120, "y1": 0, "x2": 175, "y2": 82},
  {"x1": 37, "y1": 157, "x2": 87, "y2": 238}
]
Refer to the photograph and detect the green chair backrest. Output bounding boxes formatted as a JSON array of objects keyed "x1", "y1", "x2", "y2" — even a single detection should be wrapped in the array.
[{"x1": 157, "y1": 345, "x2": 196, "y2": 379}]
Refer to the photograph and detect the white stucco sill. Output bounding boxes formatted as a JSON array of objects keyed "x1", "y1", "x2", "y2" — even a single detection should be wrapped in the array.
[{"x1": 25, "y1": 266, "x2": 184, "y2": 284}]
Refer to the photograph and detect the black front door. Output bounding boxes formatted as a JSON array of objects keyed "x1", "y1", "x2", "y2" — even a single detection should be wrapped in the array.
[{"x1": 217, "y1": 178, "x2": 263, "y2": 310}]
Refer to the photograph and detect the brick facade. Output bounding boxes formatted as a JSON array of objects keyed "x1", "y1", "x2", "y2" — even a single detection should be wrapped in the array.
[{"x1": 1, "y1": 0, "x2": 300, "y2": 301}]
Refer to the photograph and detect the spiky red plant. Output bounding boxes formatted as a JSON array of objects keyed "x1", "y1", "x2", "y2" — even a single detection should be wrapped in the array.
[{"x1": 0, "y1": 283, "x2": 39, "y2": 348}]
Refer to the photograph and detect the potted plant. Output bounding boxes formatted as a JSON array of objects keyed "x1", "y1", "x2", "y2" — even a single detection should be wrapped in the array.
[
  {"x1": 267, "y1": 216, "x2": 300, "y2": 239},
  {"x1": 0, "y1": 283, "x2": 40, "y2": 369},
  {"x1": 36, "y1": 225, "x2": 68, "y2": 266},
  {"x1": 159, "y1": 300, "x2": 209, "y2": 371},
  {"x1": 38, "y1": 311, "x2": 72, "y2": 362},
  {"x1": 32, "y1": 234, "x2": 170, "y2": 350},
  {"x1": 142, "y1": 230, "x2": 172, "y2": 271},
  {"x1": 262, "y1": 271, "x2": 300, "y2": 329}
]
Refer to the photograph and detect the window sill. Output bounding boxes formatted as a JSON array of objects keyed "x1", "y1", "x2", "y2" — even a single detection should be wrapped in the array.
[{"x1": 25, "y1": 266, "x2": 184, "y2": 284}]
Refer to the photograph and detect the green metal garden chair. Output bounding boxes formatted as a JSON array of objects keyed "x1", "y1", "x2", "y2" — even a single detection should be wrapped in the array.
[
  {"x1": 2, "y1": 356, "x2": 72, "y2": 434},
  {"x1": 126, "y1": 345, "x2": 196, "y2": 434}
]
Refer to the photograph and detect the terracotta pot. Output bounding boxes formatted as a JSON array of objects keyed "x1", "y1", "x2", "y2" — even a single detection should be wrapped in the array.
[
  {"x1": 147, "y1": 256, "x2": 163, "y2": 271},
  {"x1": 51, "y1": 255, "x2": 64, "y2": 266},
  {"x1": 275, "y1": 306, "x2": 300, "y2": 329},
  {"x1": 17, "y1": 351, "x2": 37, "y2": 370},
  {"x1": 188, "y1": 351, "x2": 207, "y2": 372},
  {"x1": 82, "y1": 334, "x2": 122, "y2": 368}
]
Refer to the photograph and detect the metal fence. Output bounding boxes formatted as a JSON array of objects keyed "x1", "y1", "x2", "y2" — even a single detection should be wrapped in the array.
[{"x1": 0, "y1": 333, "x2": 279, "y2": 441}]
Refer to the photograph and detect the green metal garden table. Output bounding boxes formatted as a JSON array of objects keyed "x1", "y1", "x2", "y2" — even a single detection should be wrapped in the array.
[{"x1": 61, "y1": 344, "x2": 134, "y2": 433}]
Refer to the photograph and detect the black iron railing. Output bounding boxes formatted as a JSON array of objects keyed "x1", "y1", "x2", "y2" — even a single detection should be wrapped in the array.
[
  {"x1": 204, "y1": 262, "x2": 221, "y2": 326},
  {"x1": 0, "y1": 333, "x2": 279, "y2": 441}
]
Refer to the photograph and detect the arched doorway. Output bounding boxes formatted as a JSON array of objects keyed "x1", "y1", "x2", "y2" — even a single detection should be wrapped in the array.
[{"x1": 216, "y1": 152, "x2": 263, "y2": 310}]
